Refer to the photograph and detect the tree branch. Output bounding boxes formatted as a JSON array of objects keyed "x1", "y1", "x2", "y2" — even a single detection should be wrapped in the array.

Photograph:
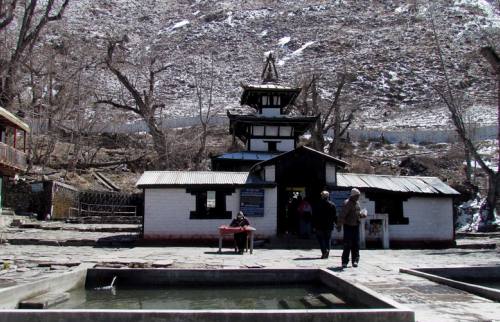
[
  {"x1": 106, "y1": 40, "x2": 146, "y2": 109},
  {"x1": 0, "y1": 0, "x2": 17, "y2": 30},
  {"x1": 95, "y1": 99, "x2": 138, "y2": 113}
]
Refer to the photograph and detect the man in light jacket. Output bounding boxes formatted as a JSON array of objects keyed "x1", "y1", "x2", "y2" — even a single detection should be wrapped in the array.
[{"x1": 337, "y1": 188, "x2": 365, "y2": 268}]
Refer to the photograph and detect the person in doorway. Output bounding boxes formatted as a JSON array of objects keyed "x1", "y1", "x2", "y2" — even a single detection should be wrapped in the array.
[
  {"x1": 298, "y1": 196, "x2": 313, "y2": 238},
  {"x1": 337, "y1": 188, "x2": 366, "y2": 268},
  {"x1": 230, "y1": 211, "x2": 250, "y2": 254},
  {"x1": 313, "y1": 191, "x2": 337, "y2": 259},
  {"x1": 286, "y1": 194, "x2": 300, "y2": 234}
]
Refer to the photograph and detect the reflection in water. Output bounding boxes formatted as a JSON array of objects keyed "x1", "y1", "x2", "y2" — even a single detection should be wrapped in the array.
[{"x1": 53, "y1": 284, "x2": 361, "y2": 310}]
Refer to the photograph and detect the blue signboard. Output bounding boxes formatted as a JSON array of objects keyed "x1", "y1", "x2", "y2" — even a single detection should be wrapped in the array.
[
  {"x1": 330, "y1": 190, "x2": 351, "y2": 214},
  {"x1": 240, "y1": 188, "x2": 265, "y2": 217}
]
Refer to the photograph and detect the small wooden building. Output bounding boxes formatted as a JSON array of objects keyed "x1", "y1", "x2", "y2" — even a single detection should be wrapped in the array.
[{"x1": 0, "y1": 107, "x2": 29, "y2": 212}]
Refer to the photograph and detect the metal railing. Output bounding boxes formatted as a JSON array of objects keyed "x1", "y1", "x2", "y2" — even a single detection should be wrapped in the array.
[
  {"x1": 69, "y1": 202, "x2": 137, "y2": 217},
  {"x1": 0, "y1": 142, "x2": 27, "y2": 171}
]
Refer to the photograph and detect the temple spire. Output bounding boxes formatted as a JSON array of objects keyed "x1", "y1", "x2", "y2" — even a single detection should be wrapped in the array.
[{"x1": 261, "y1": 53, "x2": 279, "y2": 83}]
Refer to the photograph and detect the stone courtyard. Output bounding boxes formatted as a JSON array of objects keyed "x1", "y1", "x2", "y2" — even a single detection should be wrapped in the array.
[{"x1": 0, "y1": 218, "x2": 499, "y2": 322}]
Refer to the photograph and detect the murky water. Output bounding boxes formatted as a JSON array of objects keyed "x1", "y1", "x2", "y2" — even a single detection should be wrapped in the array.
[
  {"x1": 52, "y1": 284, "x2": 360, "y2": 310},
  {"x1": 461, "y1": 280, "x2": 500, "y2": 290}
]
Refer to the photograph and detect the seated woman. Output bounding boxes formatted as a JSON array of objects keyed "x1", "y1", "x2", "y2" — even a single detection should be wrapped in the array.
[{"x1": 230, "y1": 211, "x2": 250, "y2": 254}]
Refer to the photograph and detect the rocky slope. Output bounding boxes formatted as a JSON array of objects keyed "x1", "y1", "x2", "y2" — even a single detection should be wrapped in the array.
[{"x1": 44, "y1": 0, "x2": 500, "y2": 130}]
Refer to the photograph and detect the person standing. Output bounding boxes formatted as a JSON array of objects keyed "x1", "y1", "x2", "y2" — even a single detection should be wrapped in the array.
[
  {"x1": 298, "y1": 196, "x2": 313, "y2": 238},
  {"x1": 230, "y1": 211, "x2": 250, "y2": 254},
  {"x1": 313, "y1": 191, "x2": 337, "y2": 259},
  {"x1": 337, "y1": 188, "x2": 365, "y2": 268}
]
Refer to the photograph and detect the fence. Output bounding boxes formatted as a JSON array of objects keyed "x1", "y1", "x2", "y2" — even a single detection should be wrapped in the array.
[
  {"x1": 27, "y1": 116, "x2": 498, "y2": 144},
  {"x1": 0, "y1": 142, "x2": 27, "y2": 171},
  {"x1": 68, "y1": 203, "x2": 137, "y2": 217}
]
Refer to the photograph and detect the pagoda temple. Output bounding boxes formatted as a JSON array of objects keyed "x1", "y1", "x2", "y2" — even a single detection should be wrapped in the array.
[{"x1": 211, "y1": 54, "x2": 318, "y2": 171}]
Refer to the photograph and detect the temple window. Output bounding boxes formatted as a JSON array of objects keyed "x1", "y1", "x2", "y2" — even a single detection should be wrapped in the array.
[
  {"x1": 266, "y1": 126, "x2": 279, "y2": 136},
  {"x1": 262, "y1": 95, "x2": 270, "y2": 106},
  {"x1": 253, "y1": 126, "x2": 265, "y2": 136},
  {"x1": 280, "y1": 126, "x2": 291, "y2": 137}
]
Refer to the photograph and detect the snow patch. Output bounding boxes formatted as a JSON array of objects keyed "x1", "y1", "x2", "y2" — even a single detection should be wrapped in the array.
[
  {"x1": 292, "y1": 41, "x2": 315, "y2": 55},
  {"x1": 454, "y1": 0, "x2": 500, "y2": 28},
  {"x1": 225, "y1": 11, "x2": 234, "y2": 26},
  {"x1": 456, "y1": 196, "x2": 499, "y2": 232},
  {"x1": 278, "y1": 36, "x2": 291, "y2": 46},
  {"x1": 395, "y1": 4, "x2": 410, "y2": 13},
  {"x1": 172, "y1": 19, "x2": 190, "y2": 29},
  {"x1": 277, "y1": 41, "x2": 315, "y2": 65}
]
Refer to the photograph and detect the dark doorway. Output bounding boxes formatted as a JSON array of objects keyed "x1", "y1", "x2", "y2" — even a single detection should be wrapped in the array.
[
  {"x1": 278, "y1": 187, "x2": 305, "y2": 235},
  {"x1": 275, "y1": 151, "x2": 327, "y2": 235}
]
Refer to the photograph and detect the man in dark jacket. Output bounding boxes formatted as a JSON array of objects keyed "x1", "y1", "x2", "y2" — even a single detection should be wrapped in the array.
[
  {"x1": 337, "y1": 188, "x2": 365, "y2": 268},
  {"x1": 230, "y1": 211, "x2": 250, "y2": 254},
  {"x1": 313, "y1": 191, "x2": 337, "y2": 259}
]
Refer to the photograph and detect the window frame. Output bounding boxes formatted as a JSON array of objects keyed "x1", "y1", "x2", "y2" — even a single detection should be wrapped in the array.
[{"x1": 187, "y1": 187, "x2": 234, "y2": 219}]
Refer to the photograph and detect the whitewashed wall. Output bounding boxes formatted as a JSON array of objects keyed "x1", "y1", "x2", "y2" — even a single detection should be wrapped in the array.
[
  {"x1": 325, "y1": 162, "x2": 337, "y2": 185},
  {"x1": 144, "y1": 187, "x2": 277, "y2": 240},
  {"x1": 390, "y1": 197, "x2": 454, "y2": 242},
  {"x1": 264, "y1": 165, "x2": 275, "y2": 181},
  {"x1": 261, "y1": 108, "x2": 281, "y2": 117},
  {"x1": 249, "y1": 139, "x2": 294, "y2": 152},
  {"x1": 332, "y1": 194, "x2": 454, "y2": 243}
]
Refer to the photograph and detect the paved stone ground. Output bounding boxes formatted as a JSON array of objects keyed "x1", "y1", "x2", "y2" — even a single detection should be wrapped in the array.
[{"x1": 0, "y1": 222, "x2": 499, "y2": 322}]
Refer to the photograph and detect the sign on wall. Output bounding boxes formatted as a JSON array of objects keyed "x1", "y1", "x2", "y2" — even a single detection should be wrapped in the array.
[
  {"x1": 330, "y1": 190, "x2": 350, "y2": 213},
  {"x1": 240, "y1": 188, "x2": 265, "y2": 217}
]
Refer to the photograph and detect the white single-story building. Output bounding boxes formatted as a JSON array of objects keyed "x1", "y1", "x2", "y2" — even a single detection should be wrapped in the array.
[
  {"x1": 136, "y1": 171, "x2": 277, "y2": 240},
  {"x1": 136, "y1": 146, "x2": 460, "y2": 247}
]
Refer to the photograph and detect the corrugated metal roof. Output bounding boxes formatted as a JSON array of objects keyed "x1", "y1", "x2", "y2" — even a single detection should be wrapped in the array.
[
  {"x1": 215, "y1": 152, "x2": 281, "y2": 161},
  {"x1": 0, "y1": 106, "x2": 30, "y2": 132},
  {"x1": 243, "y1": 84, "x2": 301, "y2": 91},
  {"x1": 337, "y1": 173, "x2": 459, "y2": 195},
  {"x1": 136, "y1": 171, "x2": 250, "y2": 187}
]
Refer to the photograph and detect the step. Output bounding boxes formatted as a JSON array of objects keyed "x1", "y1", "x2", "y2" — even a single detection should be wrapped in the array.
[
  {"x1": 19, "y1": 292, "x2": 70, "y2": 309},
  {"x1": 318, "y1": 293, "x2": 346, "y2": 306},
  {"x1": 278, "y1": 299, "x2": 306, "y2": 309},
  {"x1": 300, "y1": 295, "x2": 329, "y2": 309}
]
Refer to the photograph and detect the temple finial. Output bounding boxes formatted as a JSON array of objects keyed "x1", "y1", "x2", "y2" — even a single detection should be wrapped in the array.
[{"x1": 261, "y1": 52, "x2": 279, "y2": 83}]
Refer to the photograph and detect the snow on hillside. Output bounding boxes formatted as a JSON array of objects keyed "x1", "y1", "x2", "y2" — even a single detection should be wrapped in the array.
[{"x1": 42, "y1": 0, "x2": 500, "y2": 130}]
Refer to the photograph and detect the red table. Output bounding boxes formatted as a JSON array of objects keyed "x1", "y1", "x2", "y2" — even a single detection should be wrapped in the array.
[{"x1": 217, "y1": 225, "x2": 256, "y2": 254}]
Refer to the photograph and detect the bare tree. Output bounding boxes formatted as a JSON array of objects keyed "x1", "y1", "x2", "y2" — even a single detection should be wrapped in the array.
[
  {"x1": 192, "y1": 55, "x2": 221, "y2": 169},
  {"x1": 0, "y1": 0, "x2": 17, "y2": 31},
  {"x1": 429, "y1": 17, "x2": 499, "y2": 223},
  {"x1": 97, "y1": 38, "x2": 171, "y2": 169},
  {"x1": 0, "y1": 0, "x2": 69, "y2": 108},
  {"x1": 297, "y1": 72, "x2": 358, "y2": 157}
]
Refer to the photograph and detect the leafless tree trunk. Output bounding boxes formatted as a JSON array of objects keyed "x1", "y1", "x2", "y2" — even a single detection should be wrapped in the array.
[
  {"x1": 0, "y1": 0, "x2": 68, "y2": 108},
  {"x1": 429, "y1": 17, "x2": 499, "y2": 222},
  {"x1": 480, "y1": 46, "x2": 500, "y2": 222},
  {"x1": 298, "y1": 72, "x2": 358, "y2": 156},
  {"x1": 192, "y1": 55, "x2": 219, "y2": 170},
  {"x1": 97, "y1": 39, "x2": 171, "y2": 169}
]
